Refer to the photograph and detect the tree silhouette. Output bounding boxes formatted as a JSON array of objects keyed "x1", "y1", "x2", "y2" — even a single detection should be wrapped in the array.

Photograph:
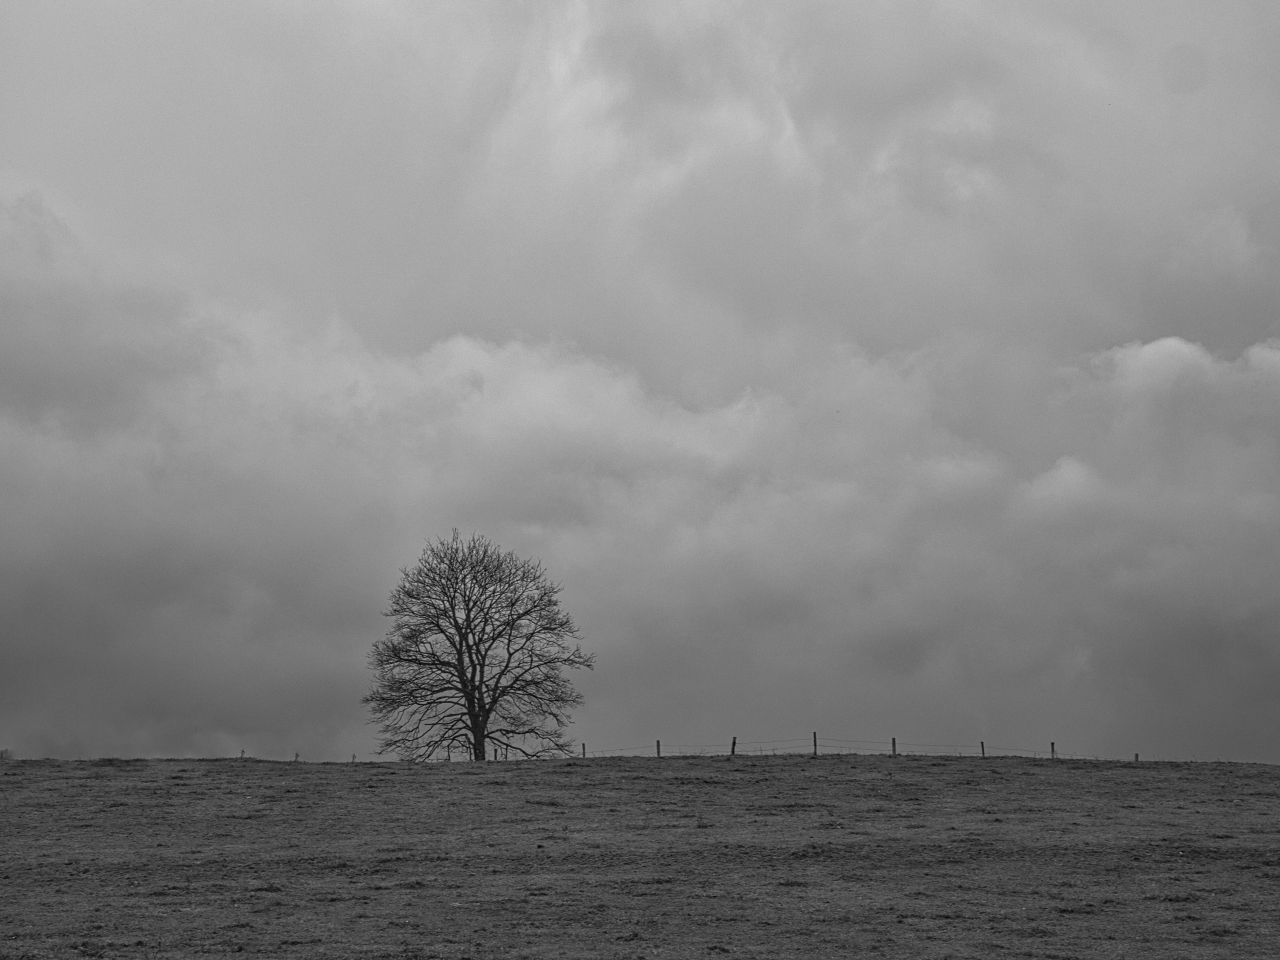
[{"x1": 364, "y1": 531, "x2": 594, "y2": 761}]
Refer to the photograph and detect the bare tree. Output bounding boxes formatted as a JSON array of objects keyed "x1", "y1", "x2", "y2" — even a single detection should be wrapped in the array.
[{"x1": 363, "y1": 531, "x2": 594, "y2": 761}]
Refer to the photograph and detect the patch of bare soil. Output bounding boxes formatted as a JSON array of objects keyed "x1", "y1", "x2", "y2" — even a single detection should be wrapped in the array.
[{"x1": 2, "y1": 755, "x2": 1278, "y2": 958}]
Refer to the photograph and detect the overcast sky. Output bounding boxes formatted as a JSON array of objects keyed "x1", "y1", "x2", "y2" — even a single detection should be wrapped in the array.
[{"x1": 2, "y1": 1, "x2": 1279, "y2": 762}]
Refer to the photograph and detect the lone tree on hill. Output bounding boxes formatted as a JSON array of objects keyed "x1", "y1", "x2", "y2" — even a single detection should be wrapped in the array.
[{"x1": 364, "y1": 531, "x2": 594, "y2": 761}]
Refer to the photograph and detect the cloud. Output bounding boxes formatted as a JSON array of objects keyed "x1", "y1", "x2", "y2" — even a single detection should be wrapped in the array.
[
  {"x1": 1, "y1": 3, "x2": 1278, "y2": 761},
  {"x1": 3, "y1": 191, "x2": 1278, "y2": 760}
]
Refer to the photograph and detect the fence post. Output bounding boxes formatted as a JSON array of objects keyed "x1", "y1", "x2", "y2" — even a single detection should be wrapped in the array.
[
  {"x1": 1134, "y1": 753, "x2": 1139, "y2": 763},
  {"x1": 731, "y1": 737, "x2": 736, "y2": 756},
  {"x1": 980, "y1": 741, "x2": 985, "y2": 758},
  {"x1": 582, "y1": 743, "x2": 586, "y2": 759},
  {"x1": 656, "y1": 740, "x2": 661, "y2": 758},
  {"x1": 1051, "y1": 742, "x2": 1056, "y2": 759},
  {"x1": 891, "y1": 737, "x2": 897, "y2": 757},
  {"x1": 813, "y1": 732, "x2": 818, "y2": 757}
]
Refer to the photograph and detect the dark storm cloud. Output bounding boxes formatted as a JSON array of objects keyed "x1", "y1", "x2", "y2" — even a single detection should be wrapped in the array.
[
  {"x1": 1, "y1": 2, "x2": 1278, "y2": 761},
  {"x1": 0, "y1": 193, "x2": 197, "y2": 433}
]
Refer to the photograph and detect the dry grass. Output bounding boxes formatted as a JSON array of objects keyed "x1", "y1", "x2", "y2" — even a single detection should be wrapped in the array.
[{"x1": 3, "y1": 754, "x2": 1279, "y2": 958}]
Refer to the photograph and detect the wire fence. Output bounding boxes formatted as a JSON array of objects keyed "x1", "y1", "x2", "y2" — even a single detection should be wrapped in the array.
[
  {"x1": 577, "y1": 734, "x2": 1141, "y2": 762},
  {"x1": 0, "y1": 738, "x2": 1157, "y2": 764}
]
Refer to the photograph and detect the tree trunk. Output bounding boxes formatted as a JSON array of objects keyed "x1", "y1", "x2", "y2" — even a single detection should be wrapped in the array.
[{"x1": 472, "y1": 722, "x2": 487, "y2": 761}]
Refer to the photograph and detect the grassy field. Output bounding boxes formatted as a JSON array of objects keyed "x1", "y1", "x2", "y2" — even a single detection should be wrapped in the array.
[{"x1": 2, "y1": 754, "x2": 1278, "y2": 958}]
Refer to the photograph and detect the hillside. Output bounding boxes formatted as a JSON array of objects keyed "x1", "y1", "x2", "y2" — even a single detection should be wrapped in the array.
[{"x1": 3, "y1": 755, "x2": 1278, "y2": 958}]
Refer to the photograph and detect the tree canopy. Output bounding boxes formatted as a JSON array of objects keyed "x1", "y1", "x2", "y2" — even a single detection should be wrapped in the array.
[{"x1": 364, "y1": 531, "x2": 594, "y2": 761}]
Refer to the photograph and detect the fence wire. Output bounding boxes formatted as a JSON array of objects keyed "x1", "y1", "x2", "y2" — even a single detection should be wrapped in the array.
[{"x1": 578, "y1": 736, "x2": 1126, "y2": 762}]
